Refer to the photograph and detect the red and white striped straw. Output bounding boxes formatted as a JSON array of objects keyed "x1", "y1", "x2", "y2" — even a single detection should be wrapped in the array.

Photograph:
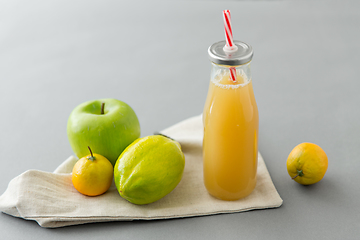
[
  {"x1": 223, "y1": 10, "x2": 234, "y2": 48},
  {"x1": 223, "y1": 10, "x2": 237, "y2": 82},
  {"x1": 229, "y1": 67, "x2": 237, "y2": 82}
]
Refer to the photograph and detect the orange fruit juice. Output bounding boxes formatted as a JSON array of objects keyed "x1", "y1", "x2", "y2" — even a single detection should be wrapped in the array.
[{"x1": 203, "y1": 71, "x2": 259, "y2": 200}]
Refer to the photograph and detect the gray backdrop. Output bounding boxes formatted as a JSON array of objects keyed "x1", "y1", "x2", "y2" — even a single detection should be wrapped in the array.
[{"x1": 0, "y1": 0, "x2": 359, "y2": 239}]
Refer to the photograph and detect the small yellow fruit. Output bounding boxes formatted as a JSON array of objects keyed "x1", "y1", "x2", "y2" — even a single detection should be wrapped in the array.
[
  {"x1": 72, "y1": 146, "x2": 113, "y2": 196},
  {"x1": 286, "y1": 142, "x2": 328, "y2": 185}
]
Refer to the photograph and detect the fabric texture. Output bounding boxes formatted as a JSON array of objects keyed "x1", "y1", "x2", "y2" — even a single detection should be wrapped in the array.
[{"x1": 0, "y1": 115, "x2": 283, "y2": 228}]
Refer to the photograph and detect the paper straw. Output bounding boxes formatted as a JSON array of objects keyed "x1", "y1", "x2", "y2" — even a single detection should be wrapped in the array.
[
  {"x1": 223, "y1": 10, "x2": 237, "y2": 82},
  {"x1": 229, "y1": 67, "x2": 237, "y2": 83},
  {"x1": 223, "y1": 10, "x2": 234, "y2": 48}
]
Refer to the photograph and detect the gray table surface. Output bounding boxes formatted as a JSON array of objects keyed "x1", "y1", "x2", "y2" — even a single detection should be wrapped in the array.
[{"x1": 1, "y1": 0, "x2": 359, "y2": 239}]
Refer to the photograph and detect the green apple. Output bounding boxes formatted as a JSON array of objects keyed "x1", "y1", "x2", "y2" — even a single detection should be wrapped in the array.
[{"x1": 67, "y1": 98, "x2": 140, "y2": 165}]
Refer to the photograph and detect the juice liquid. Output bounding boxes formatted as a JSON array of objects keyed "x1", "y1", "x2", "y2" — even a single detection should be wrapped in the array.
[{"x1": 203, "y1": 71, "x2": 259, "y2": 200}]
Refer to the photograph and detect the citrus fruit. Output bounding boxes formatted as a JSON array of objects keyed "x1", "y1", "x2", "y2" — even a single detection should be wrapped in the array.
[
  {"x1": 286, "y1": 142, "x2": 328, "y2": 185},
  {"x1": 114, "y1": 135, "x2": 185, "y2": 205},
  {"x1": 72, "y1": 146, "x2": 114, "y2": 196}
]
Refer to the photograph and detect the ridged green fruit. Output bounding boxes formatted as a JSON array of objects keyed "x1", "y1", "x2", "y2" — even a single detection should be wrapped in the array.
[{"x1": 114, "y1": 135, "x2": 185, "y2": 205}]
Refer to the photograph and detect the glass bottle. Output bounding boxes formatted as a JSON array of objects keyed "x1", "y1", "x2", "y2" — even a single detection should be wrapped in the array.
[{"x1": 203, "y1": 40, "x2": 259, "y2": 200}]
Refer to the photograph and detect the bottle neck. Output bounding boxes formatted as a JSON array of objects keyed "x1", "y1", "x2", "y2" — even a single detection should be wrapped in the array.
[{"x1": 210, "y1": 61, "x2": 252, "y2": 85}]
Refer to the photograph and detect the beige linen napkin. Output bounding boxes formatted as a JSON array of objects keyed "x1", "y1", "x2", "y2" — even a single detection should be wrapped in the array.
[{"x1": 0, "y1": 115, "x2": 282, "y2": 228}]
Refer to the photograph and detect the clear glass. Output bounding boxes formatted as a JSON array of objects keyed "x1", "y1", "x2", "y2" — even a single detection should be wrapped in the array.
[{"x1": 202, "y1": 61, "x2": 259, "y2": 200}]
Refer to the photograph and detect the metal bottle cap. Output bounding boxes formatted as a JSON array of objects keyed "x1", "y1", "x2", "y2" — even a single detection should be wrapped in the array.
[{"x1": 208, "y1": 40, "x2": 253, "y2": 66}]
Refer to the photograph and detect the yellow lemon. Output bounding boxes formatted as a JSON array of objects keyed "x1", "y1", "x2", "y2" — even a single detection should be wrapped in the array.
[
  {"x1": 72, "y1": 147, "x2": 113, "y2": 196},
  {"x1": 286, "y1": 142, "x2": 328, "y2": 185},
  {"x1": 114, "y1": 135, "x2": 185, "y2": 205}
]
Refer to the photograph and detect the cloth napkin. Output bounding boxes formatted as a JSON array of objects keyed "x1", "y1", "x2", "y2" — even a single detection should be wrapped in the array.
[{"x1": 0, "y1": 115, "x2": 283, "y2": 228}]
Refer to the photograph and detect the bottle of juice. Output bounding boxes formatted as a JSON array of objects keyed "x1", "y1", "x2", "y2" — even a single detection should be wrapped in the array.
[{"x1": 203, "y1": 40, "x2": 258, "y2": 200}]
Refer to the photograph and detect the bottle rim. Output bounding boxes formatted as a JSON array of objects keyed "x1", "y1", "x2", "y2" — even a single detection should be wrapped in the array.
[{"x1": 208, "y1": 40, "x2": 253, "y2": 66}]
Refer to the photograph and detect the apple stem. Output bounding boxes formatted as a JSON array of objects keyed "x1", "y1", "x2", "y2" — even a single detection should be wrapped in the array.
[
  {"x1": 87, "y1": 146, "x2": 96, "y2": 161},
  {"x1": 101, "y1": 102, "x2": 105, "y2": 114}
]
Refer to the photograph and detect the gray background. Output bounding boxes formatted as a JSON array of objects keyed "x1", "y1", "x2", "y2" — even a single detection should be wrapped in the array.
[{"x1": 1, "y1": 0, "x2": 359, "y2": 239}]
